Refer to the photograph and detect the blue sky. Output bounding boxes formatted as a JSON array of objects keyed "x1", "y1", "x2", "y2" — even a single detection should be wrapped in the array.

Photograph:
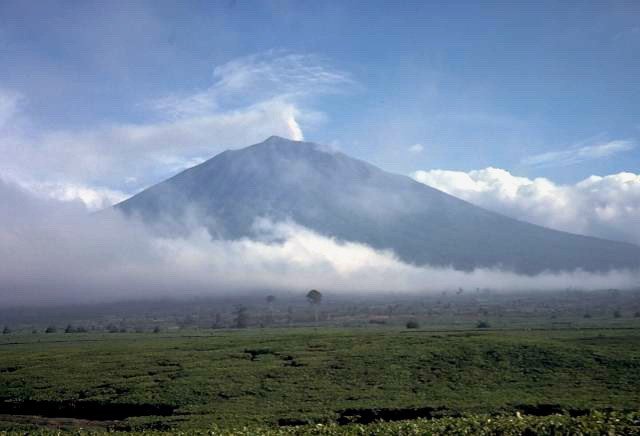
[{"x1": 1, "y1": 0, "x2": 638, "y2": 194}]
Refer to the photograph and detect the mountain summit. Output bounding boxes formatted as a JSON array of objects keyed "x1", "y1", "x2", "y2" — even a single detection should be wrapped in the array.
[{"x1": 116, "y1": 136, "x2": 640, "y2": 274}]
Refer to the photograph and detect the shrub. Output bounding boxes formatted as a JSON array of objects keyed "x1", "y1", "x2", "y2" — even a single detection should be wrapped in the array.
[
  {"x1": 45, "y1": 326, "x2": 57, "y2": 333},
  {"x1": 245, "y1": 348, "x2": 273, "y2": 360},
  {"x1": 406, "y1": 320, "x2": 420, "y2": 329},
  {"x1": 476, "y1": 320, "x2": 491, "y2": 329},
  {"x1": 368, "y1": 319, "x2": 387, "y2": 325},
  {"x1": 106, "y1": 323, "x2": 120, "y2": 333}
]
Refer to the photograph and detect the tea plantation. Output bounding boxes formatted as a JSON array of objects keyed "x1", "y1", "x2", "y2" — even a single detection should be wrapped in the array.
[{"x1": 1, "y1": 327, "x2": 639, "y2": 434}]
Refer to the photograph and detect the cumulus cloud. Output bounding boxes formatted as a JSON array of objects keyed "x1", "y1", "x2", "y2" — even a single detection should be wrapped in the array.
[
  {"x1": 521, "y1": 140, "x2": 635, "y2": 168},
  {"x1": 0, "y1": 52, "x2": 352, "y2": 208},
  {"x1": 21, "y1": 181, "x2": 128, "y2": 211},
  {"x1": 413, "y1": 167, "x2": 640, "y2": 244},
  {"x1": 1, "y1": 177, "x2": 638, "y2": 307}
]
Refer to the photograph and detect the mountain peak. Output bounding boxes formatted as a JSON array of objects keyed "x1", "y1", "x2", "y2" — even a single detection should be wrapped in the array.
[
  {"x1": 263, "y1": 135, "x2": 297, "y2": 143},
  {"x1": 250, "y1": 135, "x2": 308, "y2": 150},
  {"x1": 244, "y1": 135, "x2": 333, "y2": 156},
  {"x1": 258, "y1": 135, "x2": 311, "y2": 149}
]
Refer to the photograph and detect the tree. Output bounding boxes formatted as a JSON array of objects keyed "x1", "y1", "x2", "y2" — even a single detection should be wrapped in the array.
[
  {"x1": 233, "y1": 305, "x2": 249, "y2": 329},
  {"x1": 65, "y1": 324, "x2": 75, "y2": 333},
  {"x1": 2, "y1": 326, "x2": 11, "y2": 334},
  {"x1": 45, "y1": 326, "x2": 57, "y2": 333},
  {"x1": 286, "y1": 306, "x2": 294, "y2": 325},
  {"x1": 211, "y1": 312, "x2": 223, "y2": 329},
  {"x1": 265, "y1": 295, "x2": 276, "y2": 325},
  {"x1": 306, "y1": 289, "x2": 323, "y2": 323}
]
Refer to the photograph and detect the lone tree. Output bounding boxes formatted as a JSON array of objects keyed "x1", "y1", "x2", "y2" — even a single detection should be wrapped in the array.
[{"x1": 306, "y1": 289, "x2": 323, "y2": 323}]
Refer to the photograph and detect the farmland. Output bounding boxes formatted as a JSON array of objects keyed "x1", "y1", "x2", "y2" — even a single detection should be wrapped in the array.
[{"x1": 1, "y1": 317, "x2": 640, "y2": 434}]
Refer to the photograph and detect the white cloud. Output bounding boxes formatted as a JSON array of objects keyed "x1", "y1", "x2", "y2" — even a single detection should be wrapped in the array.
[
  {"x1": 21, "y1": 181, "x2": 128, "y2": 211},
  {"x1": 408, "y1": 143, "x2": 424, "y2": 153},
  {"x1": 30, "y1": 99, "x2": 306, "y2": 182},
  {"x1": 0, "y1": 52, "x2": 352, "y2": 204},
  {"x1": 522, "y1": 140, "x2": 635, "y2": 168},
  {"x1": 148, "y1": 51, "x2": 352, "y2": 120},
  {"x1": 2, "y1": 179, "x2": 638, "y2": 307},
  {"x1": 413, "y1": 167, "x2": 640, "y2": 244}
]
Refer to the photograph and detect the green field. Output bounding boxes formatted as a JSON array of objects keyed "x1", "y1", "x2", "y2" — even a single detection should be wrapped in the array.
[{"x1": 1, "y1": 325, "x2": 640, "y2": 434}]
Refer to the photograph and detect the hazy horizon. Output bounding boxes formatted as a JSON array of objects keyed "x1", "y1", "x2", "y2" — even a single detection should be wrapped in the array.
[{"x1": 1, "y1": 1, "x2": 639, "y2": 307}]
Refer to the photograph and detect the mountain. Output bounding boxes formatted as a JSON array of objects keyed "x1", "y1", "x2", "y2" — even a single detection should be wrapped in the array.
[{"x1": 116, "y1": 136, "x2": 640, "y2": 274}]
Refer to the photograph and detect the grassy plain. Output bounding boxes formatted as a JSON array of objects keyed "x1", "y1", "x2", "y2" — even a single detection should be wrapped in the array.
[{"x1": 1, "y1": 323, "x2": 640, "y2": 434}]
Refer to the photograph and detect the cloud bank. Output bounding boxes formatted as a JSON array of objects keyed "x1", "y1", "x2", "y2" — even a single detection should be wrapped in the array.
[
  {"x1": 1, "y1": 178, "x2": 637, "y2": 307},
  {"x1": 413, "y1": 167, "x2": 640, "y2": 245}
]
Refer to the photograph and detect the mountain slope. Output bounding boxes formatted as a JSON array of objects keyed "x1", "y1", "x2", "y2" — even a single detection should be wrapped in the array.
[{"x1": 116, "y1": 136, "x2": 640, "y2": 274}]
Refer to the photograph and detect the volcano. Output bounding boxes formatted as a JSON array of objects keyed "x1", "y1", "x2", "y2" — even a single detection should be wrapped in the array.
[{"x1": 116, "y1": 136, "x2": 640, "y2": 274}]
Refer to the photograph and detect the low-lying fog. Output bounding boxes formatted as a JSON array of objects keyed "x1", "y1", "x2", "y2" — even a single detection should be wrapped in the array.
[{"x1": 1, "y1": 178, "x2": 639, "y2": 307}]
